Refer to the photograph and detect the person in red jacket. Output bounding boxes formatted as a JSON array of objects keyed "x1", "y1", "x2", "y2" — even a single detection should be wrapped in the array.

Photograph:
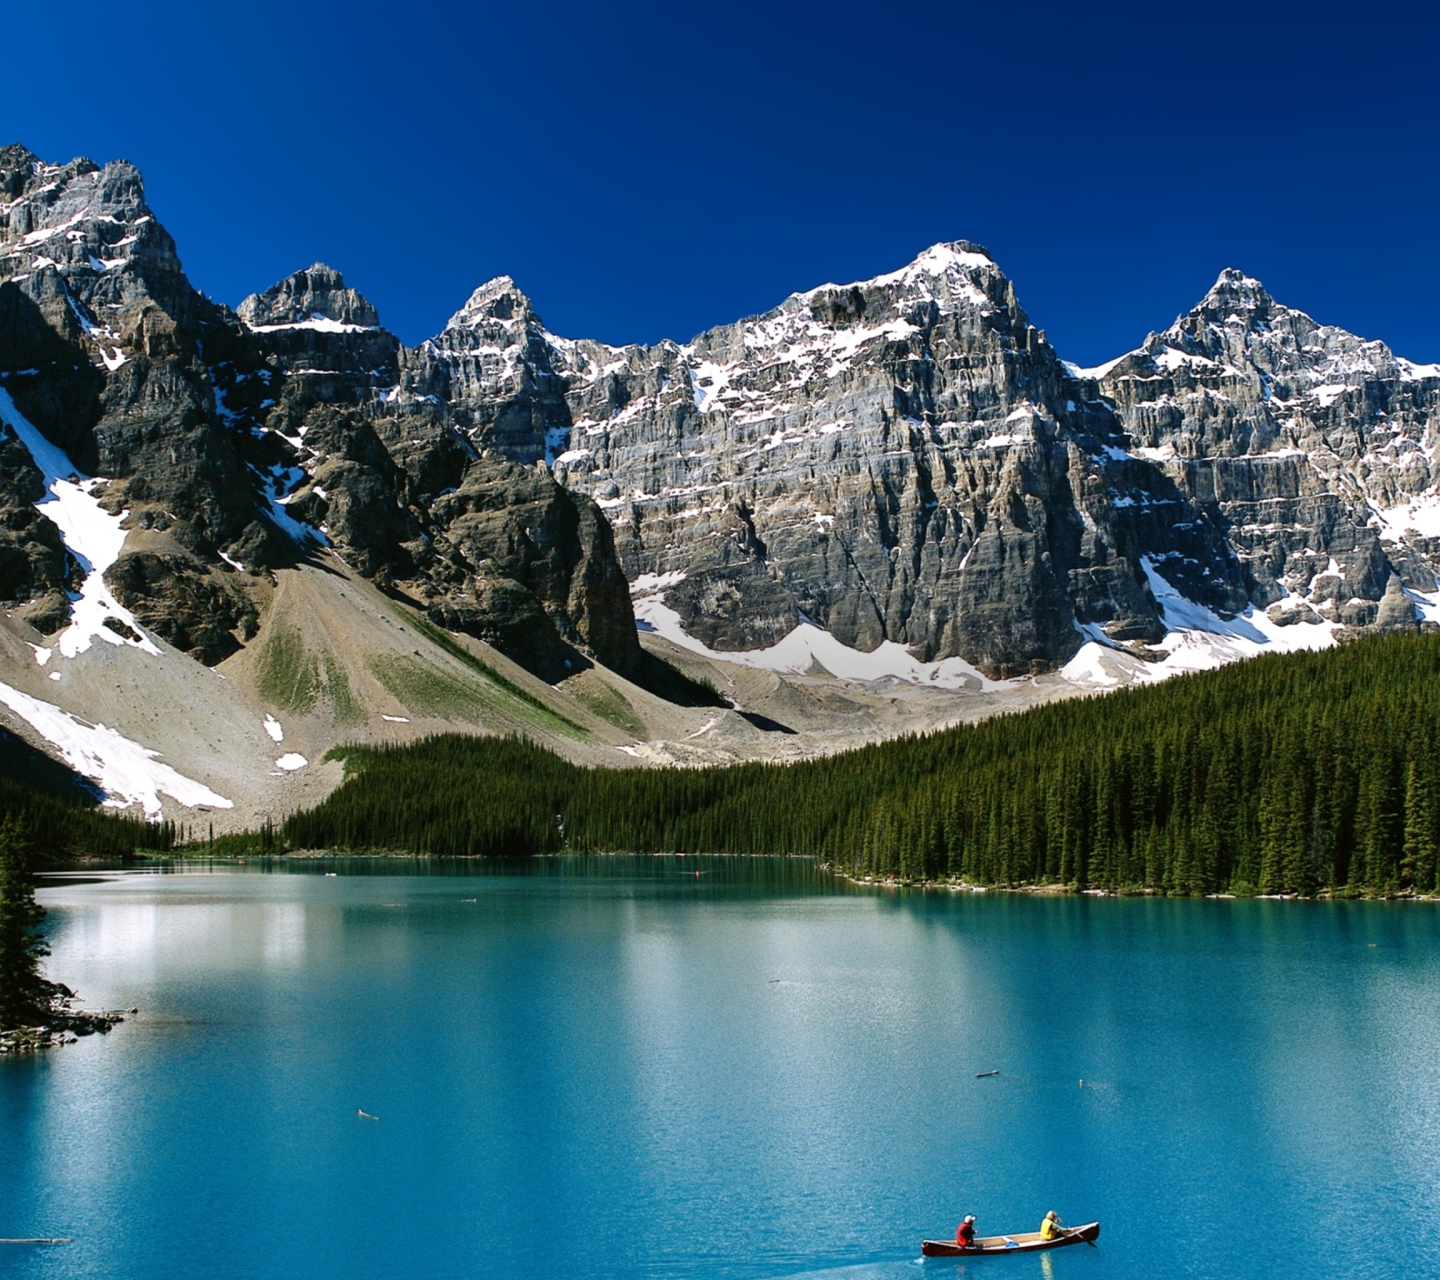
[{"x1": 956, "y1": 1215, "x2": 977, "y2": 1248}]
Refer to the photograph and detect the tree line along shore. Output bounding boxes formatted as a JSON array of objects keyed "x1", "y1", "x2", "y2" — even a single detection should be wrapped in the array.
[{"x1": 5, "y1": 633, "x2": 1440, "y2": 900}]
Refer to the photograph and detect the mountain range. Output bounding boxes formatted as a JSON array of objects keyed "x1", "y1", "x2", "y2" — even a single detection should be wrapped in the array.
[{"x1": 2, "y1": 143, "x2": 1437, "y2": 825}]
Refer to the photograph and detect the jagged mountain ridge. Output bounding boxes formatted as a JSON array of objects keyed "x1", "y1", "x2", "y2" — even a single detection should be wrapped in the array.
[
  {"x1": 0, "y1": 145, "x2": 637, "y2": 680},
  {"x1": 1085, "y1": 269, "x2": 1440, "y2": 628},
  {"x1": 4, "y1": 142, "x2": 1440, "y2": 695},
  {"x1": 410, "y1": 253, "x2": 1440, "y2": 674}
]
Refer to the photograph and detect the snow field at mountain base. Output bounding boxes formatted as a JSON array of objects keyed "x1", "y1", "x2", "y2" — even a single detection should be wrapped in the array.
[
  {"x1": 633, "y1": 563, "x2": 1351, "y2": 699},
  {"x1": 0, "y1": 678, "x2": 232, "y2": 816},
  {"x1": 1059, "y1": 558, "x2": 1343, "y2": 689}
]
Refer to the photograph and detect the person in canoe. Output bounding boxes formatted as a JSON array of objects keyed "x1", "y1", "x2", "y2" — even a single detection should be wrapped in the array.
[
  {"x1": 1039, "y1": 1211, "x2": 1067, "y2": 1240},
  {"x1": 956, "y1": 1215, "x2": 978, "y2": 1248}
]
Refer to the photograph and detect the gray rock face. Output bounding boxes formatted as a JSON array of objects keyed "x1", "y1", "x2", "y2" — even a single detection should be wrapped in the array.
[
  {"x1": 409, "y1": 253, "x2": 1440, "y2": 673},
  {"x1": 423, "y1": 456, "x2": 639, "y2": 677},
  {"x1": 236, "y1": 263, "x2": 380, "y2": 329},
  {"x1": 1084, "y1": 269, "x2": 1440, "y2": 628},
  {"x1": 0, "y1": 420, "x2": 73, "y2": 632},
  {"x1": 1376, "y1": 575, "x2": 1420, "y2": 632},
  {"x1": 410, "y1": 245, "x2": 1250, "y2": 672},
  {"x1": 0, "y1": 150, "x2": 638, "y2": 679},
  {"x1": 5, "y1": 143, "x2": 1438, "y2": 685}
]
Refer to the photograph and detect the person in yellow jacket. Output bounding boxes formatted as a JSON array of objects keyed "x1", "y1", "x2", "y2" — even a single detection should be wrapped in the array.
[{"x1": 1039, "y1": 1211, "x2": 1066, "y2": 1240}]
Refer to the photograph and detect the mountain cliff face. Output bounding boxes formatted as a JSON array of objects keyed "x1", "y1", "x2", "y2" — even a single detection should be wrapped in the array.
[
  {"x1": 0, "y1": 146, "x2": 260, "y2": 656},
  {"x1": 414, "y1": 251, "x2": 1439, "y2": 675},
  {"x1": 3, "y1": 143, "x2": 1438, "y2": 691},
  {"x1": 0, "y1": 146, "x2": 638, "y2": 679},
  {"x1": 1084, "y1": 269, "x2": 1440, "y2": 630},
  {"x1": 405, "y1": 252, "x2": 1233, "y2": 676}
]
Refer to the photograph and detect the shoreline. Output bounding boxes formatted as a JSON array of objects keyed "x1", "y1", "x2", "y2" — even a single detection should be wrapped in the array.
[
  {"x1": 0, "y1": 1009, "x2": 133, "y2": 1055},
  {"x1": 41, "y1": 851, "x2": 1440, "y2": 902},
  {"x1": 828, "y1": 868, "x2": 1440, "y2": 902}
]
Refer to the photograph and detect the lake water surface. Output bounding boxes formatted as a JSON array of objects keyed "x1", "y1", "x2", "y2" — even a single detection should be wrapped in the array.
[{"x1": 3, "y1": 858, "x2": 1439, "y2": 1280}]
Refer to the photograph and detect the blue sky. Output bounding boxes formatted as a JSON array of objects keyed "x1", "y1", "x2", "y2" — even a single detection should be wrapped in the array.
[{"x1": 9, "y1": 0, "x2": 1437, "y2": 363}]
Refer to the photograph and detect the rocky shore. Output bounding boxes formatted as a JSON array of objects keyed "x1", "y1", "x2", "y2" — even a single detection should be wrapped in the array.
[
  {"x1": 829, "y1": 868, "x2": 1440, "y2": 901},
  {"x1": 0, "y1": 1008, "x2": 133, "y2": 1055}
]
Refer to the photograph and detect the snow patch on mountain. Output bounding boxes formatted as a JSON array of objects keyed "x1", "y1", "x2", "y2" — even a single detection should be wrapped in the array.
[
  {"x1": 631, "y1": 588, "x2": 1010, "y2": 691},
  {"x1": 852, "y1": 241, "x2": 995, "y2": 302},
  {"x1": 1398, "y1": 358, "x2": 1440, "y2": 382},
  {"x1": 65, "y1": 294, "x2": 128, "y2": 371},
  {"x1": 1064, "y1": 353, "x2": 1134, "y2": 381},
  {"x1": 252, "y1": 462, "x2": 328, "y2": 547},
  {"x1": 243, "y1": 314, "x2": 377, "y2": 335},
  {"x1": 543, "y1": 425, "x2": 570, "y2": 467},
  {"x1": 0, "y1": 679, "x2": 231, "y2": 816},
  {"x1": 0, "y1": 388, "x2": 159, "y2": 658},
  {"x1": 1368, "y1": 492, "x2": 1440, "y2": 543},
  {"x1": 1061, "y1": 558, "x2": 1341, "y2": 689},
  {"x1": 629, "y1": 570, "x2": 689, "y2": 596}
]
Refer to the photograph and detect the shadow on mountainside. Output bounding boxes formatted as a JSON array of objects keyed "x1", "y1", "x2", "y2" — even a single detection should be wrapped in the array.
[
  {"x1": 0, "y1": 727, "x2": 102, "y2": 805},
  {"x1": 627, "y1": 649, "x2": 729, "y2": 709}
]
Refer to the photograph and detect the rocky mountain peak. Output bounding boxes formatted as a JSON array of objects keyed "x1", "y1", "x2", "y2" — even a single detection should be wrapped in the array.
[
  {"x1": 0, "y1": 144, "x2": 101, "y2": 202},
  {"x1": 0, "y1": 143, "x2": 44, "y2": 198},
  {"x1": 0, "y1": 147, "x2": 269, "y2": 657},
  {"x1": 445, "y1": 276, "x2": 539, "y2": 331},
  {"x1": 1093, "y1": 268, "x2": 1440, "y2": 626},
  {"x1": 872, "y1": 238, "x2": 998, "y2": 286},
  {"x1": 237, "y1": 263, "x2": 380, "y2": 330},
  {"x1": 1143, "y1": 268, "x2": 1404, "y2": 391},
  {"x1": 789, "y1": 240, "x2": 1010, "y2": 329},
  {"x1": 1195, "y1": 267, "x2": 1272, "y2": 316}
]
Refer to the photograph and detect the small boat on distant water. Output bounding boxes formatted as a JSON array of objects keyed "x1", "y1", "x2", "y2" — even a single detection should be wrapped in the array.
[{"x1": 921, "y1": 1221, "x2": 1100, "y2": 1256}]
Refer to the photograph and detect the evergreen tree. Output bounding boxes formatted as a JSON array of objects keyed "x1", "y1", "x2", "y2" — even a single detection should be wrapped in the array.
[
  {"x1": 79, "y1": 630, "x2": 1425, "y2": 903},
  {"x1": 0, "y1": 818, "x2": 63, "y2": 1030},
  {"x1": 1402, "y1": 758, "x2": 1437, "y2": 893}
]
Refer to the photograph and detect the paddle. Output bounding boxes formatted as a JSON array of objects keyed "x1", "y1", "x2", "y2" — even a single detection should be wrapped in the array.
[{"x1": 1058, "y1": 1226, "x2": 1097, "y2": 1249}]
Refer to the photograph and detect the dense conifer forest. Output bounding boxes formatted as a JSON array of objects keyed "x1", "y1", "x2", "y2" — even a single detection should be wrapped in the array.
[
  {"x1": 3, "y1": 634, "x2": 1438, "y2": 896},
  {"x1": 0, "y1": 772, "x2": 177, "y2": 860},
  {"x1": 282, "y1": 634, "x2": 1440, "y2": 897}
]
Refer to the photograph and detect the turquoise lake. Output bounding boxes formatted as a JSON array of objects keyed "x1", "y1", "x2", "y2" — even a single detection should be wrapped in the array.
[{"x1": 3, "y1": 858, "x2": 1439, "y2": 1280}]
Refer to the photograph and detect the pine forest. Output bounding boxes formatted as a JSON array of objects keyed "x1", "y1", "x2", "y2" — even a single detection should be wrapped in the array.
[{"x1": 275, "y1": 633, "x2": 1440, "y2": 898}]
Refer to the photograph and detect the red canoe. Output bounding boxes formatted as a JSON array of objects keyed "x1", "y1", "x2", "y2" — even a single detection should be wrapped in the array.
[{"x1": 921, "y1": 1221, "x2": 1100, "y2": 1256}]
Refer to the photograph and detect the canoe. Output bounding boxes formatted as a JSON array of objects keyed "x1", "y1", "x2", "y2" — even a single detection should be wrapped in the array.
[{"x1": 921, "y1": 1221, "x2": 1100, "y2": 1256}]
